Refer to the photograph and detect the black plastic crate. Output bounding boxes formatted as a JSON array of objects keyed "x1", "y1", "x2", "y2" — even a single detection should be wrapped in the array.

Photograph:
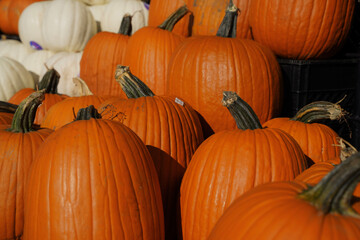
[
  {"x1": 278, "y1": 57, "x2": 360, "y2": 149},
  {"x1": 278, "y1": 58, "x2": 360, "y2": 116}
]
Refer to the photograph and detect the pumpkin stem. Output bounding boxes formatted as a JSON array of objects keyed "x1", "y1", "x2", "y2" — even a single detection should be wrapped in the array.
[
  {"x1": 158, "y1": 5, "x2": 189, "y2": 31},
  {"x1": 298, "y1": 152, "x2": 360, "y2": 217},
  {"x1": 118, "y1": 14, "x2": 132, "y2": 36},
  {"x1": 9, "y1": 90, "x2": 45, "y2": 133},
  {"x1": 222, "y1": 91, "x2": 262, "y2": 130},
  {"x1": 291, "y1": 101, "x2": 347, "y2": 123},
  {"x1": 216, "y1": 0, "x2": 238, "y2": 38},
  {"x1": 73, "y1": 77, "x2": 93, "y2": 96},
  {"x1": 115, "y1": 65, "x2": 155, "y2": 98},
  {"x1": 37, "y1": 68, "x2": 60, "y2": 94},
  {"x1": 75, "y1": 105, "x2": 101, "y2": 121},
  {"x1": 0, "y1": 101, "x2": 18, "y2": 113}
]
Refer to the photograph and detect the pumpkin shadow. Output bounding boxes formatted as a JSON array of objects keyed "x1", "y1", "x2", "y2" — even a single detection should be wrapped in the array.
[
  {"x1": 146, "y1": 145, "x2": 186, "y2": 240},
  {"x1": 194, "y1": 110, "x2": 214, "y2": 140}
]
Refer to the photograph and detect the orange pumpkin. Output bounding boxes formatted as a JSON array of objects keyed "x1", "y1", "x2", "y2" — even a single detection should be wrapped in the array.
[
  {"x1": 41, "y1": 78, "x2": 114, "y2": 131},
  {"x1": 180, "y1": 91, "x2": 307, "y2": 240},
  {"x1": 208, "y1": 152, "x2": 360, "y2": 239},
  {"x1": 0, "y1": 90, "x2": 53, "y2": 240},
  {"x1": 99, "y1": 66, "x2": 204, "y2": 239},
  {"x1": 0, "y1": 0, "x2": 44, "y2": 35},
  {"x1": 249, "y1": 0, "x2": 355, "y2": 59},
  {"x1": 9, "y1": 68, "x2": 68, "y2": 125},
  {"x1": 23, "y1": 106, "x2": 165, "y2": 239},
  {"x1": 80, "y1": 15, "x2": 132, "y2": 97},
  {"x1": 189, "y1": 0, "x2": 252, "y2": 38},
  {"x1": 124, "y1": 6, "x2": 188, "y2": 96},
  {"x1": 264, "y1": 101, "x2": 345, "y2": 164},
  {"x1": 167, "y1": 2, "x2": 282, "y2": 138}
]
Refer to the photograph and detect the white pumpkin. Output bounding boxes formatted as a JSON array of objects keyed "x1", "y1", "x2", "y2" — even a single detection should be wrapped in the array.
[
  {"x1": 0, "y1": 40, "x2": 34, "y2": 63},
  {"x1": 42, "y1": 0, "x2": 97, "y2": 52},
  {"x1": 101, "y1": 0, "x2": 148, "y2": 34},
  {"x1": 0, "y1": 57, "x2": 35, "y2": 101},
  {"x1": 22, "y1": 50, "x2": 56, "y2": 77},
  {"x1": 87, "y1": 4, "x2": 107, "y2": 32},
  {"x1": 39, "y1": 51, "x2": 83, "y2": 96},
  {"x1": 18, "y1": 1, "x2": 51, "y2": 51},
  {"x1": 78, "y1": 0, "x2": 108, "y2": 5}
]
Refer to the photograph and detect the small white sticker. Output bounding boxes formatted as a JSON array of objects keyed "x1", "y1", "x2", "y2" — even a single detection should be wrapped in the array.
[{"x1": 175, "y1": 97, "x2": 184, "y2": 106}]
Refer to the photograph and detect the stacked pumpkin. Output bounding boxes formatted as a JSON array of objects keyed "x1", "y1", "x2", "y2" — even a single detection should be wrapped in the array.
[{"x1": 0, "y1": 0, "x2": 358, "y2": 239}]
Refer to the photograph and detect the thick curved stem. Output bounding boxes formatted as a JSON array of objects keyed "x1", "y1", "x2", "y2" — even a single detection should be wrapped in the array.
[
  {"x1": 115, "y1": 65, "x2": 155, "y2": 98},
  {"x1": 9, "y1": 90, "x2": 45, "y2": 133},
  {"x1": 158, "y1": 5, "x2": 189, "y2": 31},
  {"x1": 38, "y1": 68, "x2": 60, "y2": 94},
  {"x1": 298, "y1": 152, "x2": 360, "y2": 217},
  {"x1": 0, "y1": 101, "x2": 18, "y2": 113},
  {"x1": 118, "y1": 14, "x2": 132, "y2": 36},
  {"x1": 291, "y1": 101, "x2": 346, "y2": 123},
  {"x1": 222, "y1": 91, "x2": 262, "y2": 130},
  {"x1": 216, "y1": 0, "x2": 238, "y2": 38}
]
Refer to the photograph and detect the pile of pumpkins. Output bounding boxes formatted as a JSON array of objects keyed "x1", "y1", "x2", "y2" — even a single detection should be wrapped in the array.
[{"x1": 0, "y1": 0, "x2": 359, "y2": 239}]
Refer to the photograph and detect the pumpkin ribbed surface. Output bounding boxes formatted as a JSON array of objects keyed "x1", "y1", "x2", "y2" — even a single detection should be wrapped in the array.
[
  {"x1": 264, "y1": 118, "x2": 341, "y2": 163},
  {"x1": 41, "y1": 95, "x2": 111, "y2": 130},
  {"x1": 23, "y1": 118, "x2": 164, "y2": 239},
  {"x1": 180, "y1": 128, "x2": 307, "y2": 240},
  {"x1": 167, "y1": 37, "x2": 281, "y2": 135},
  {"x1": 208, "y1": 181, "x2": 360, "y2": 240},
  {"x1": 249, "y1": 0, "x2": 355, "y2": 59},
  {"x1": 100, "y1": 95, "x2": 203, "y2": 239},
  {"x1": 80, "y1": 32, "x2": 130, "y2": 97},
  {"x1": 125, "y1": 27, "x2": 185, "y2": 96},
  {"x1": 0, "y1": 128, "x2": 52, "y2": 239}
]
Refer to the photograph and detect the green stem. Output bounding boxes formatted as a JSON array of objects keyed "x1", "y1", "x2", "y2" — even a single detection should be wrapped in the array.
[
  {"x1": 0, "y1": 101, "x2": 18, "y2": 113},
  {"x1": 158, "y1": 5, "x2": 189, "y2": 31},
  {"x1": 118, "y1": 14, "x2": 132, "y2": 36},
  {"x1": 115, "y1": 65, "x2": 155, "y2": 99},
  {"x1": 222, "y1": 91, "x2": 262, "y2": 130},
  {"x1": 291, "y1": 101, "x2": 346, "y2": 123},
  {"x1": 9, "y1": 90, "x2": 45, "y2": 133},
  {"x1": 75, "y1": 105, "x2": 101, "y2": 121},
  {"x1": 216, "y1": 0, "x2": 238, "y2": 38},
  {"x1": 38, "y1": 68, "x2": 60, "y2": 94},
  {"x1": 298, "y1": 152, "x2": 360, "y2": 217}
]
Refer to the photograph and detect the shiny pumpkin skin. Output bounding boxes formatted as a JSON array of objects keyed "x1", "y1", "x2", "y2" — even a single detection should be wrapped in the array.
[
  {"x1": 188, "y1": 0, "x2": 252, "y2": 38},
  {"x1": 9, "y1": 89, "x2": 68, "y2": 125},
  {"x1": 0, "y1": 125, "x2": 52, "y2": 239},
  {"x1": 23, "y1": 118, "x2": 165, "y2": 240},
  {"x1": 99, "y1": 95, "x2": 204, "y2": 239},
  {"x1": 249, "y1": 0, "x2": 354, "y2": 59},
  {"x1": 148, "y1": 0, "x2": 192, "y2": 37},
  {"x1": 80, "y1": 32, "x2": 130, "y2": 97},
  {"x1": 180, "y1": 128, "x2": 307, "y2": 240},
  {"x1": 167, "y1": 37, "x2": 282, "y2": 137},
  {"x1": 264, "y1": 117, "x2": 341, "y2": 164},
  {"x1": 41, "y1": 95, "x2": 113, "y2": 131},
  {"x1": 124, "y1": 27, "x2": 185, "y2": 96},
  {"x1": 208, "y1": 181, "x2": 360, "y2": 240}
]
